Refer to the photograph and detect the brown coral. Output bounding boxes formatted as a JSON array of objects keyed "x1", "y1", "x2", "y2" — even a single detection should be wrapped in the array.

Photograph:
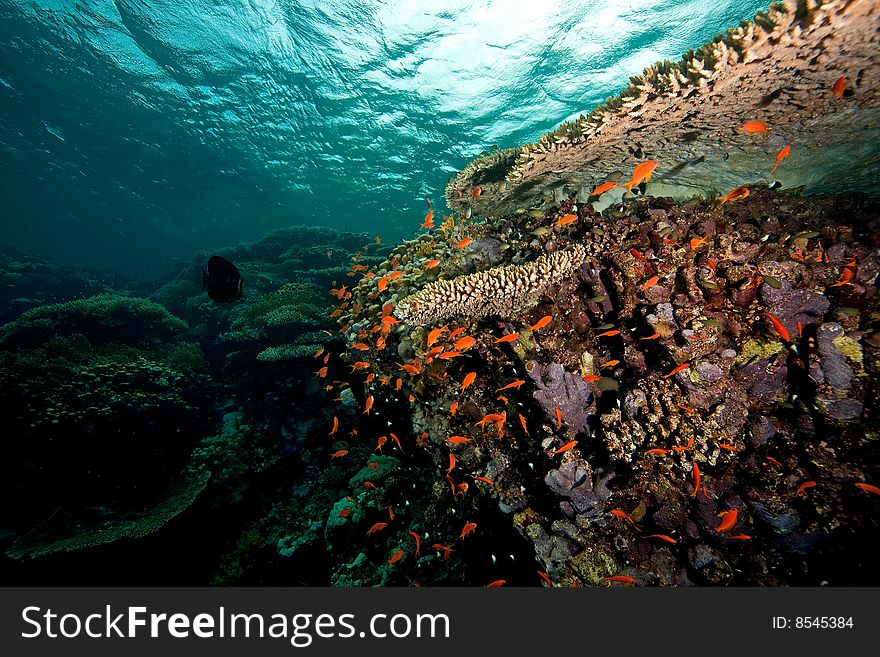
[{"x1": 393, "y1": 245, "x2": 587, "y2": 325}]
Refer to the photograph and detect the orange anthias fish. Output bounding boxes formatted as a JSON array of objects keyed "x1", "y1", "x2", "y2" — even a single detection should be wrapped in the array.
[
  {"x1": 460, "y1": 522, "x2": 477, "y2": 540},
  {"x1": 646, "y1": 534, "x2": 677, "y2": 545},
  {"x1": 449, "y1": 400, "x2": 458, "y2": 416},
  {"x1": 691, "y1": 462, "x2": 700, "y2": 497},
  {"x1": 366, "y1": 522, "x2": 387, "y2": 536},
  {"x1": 485, "y1": 580, "x2": 506, "y2": 588},
  {"x1": 600, "y1": 359, "x2": 620, "y2": 368},
  {"x1": 740, "y1": 120, "x2": 770, "y2": 135},
  {"x1": 771, "y1": 145, "x2": 791, "y2": 173},
  {"x1": 602, "y1": 575, "x2": 637, "y2": 585},
  {"x1": 554, "y1": 407, "x2": 563, "y2": 429},
  {"x1": 363, "y1": 395, "x2": 374, "y2": 414},
  {"x1": 662, "y1": 363, "x2": 690, "y2": 378},
  {"x1": 460, "y1": 371, "x2": 477, "y2": 393},
  {"x1": 314, "y1": 366, "x2": 329, "y2": 378},
  {"x1": 497, "y1": 379, "x2": 526, "y2": 392},
  {"x1": 330, "y1": 449, "x2": 348, "y2": 459},
  {"x1": 471, "y1": 186, "x2": 482, "y2": 201},
  {"x1": 622, "y1": 160, "x2": 658, "y2": 193},
  {"x1": 796, "y1": 481, "x2": 817, "y2": 496},
  {"x1": 424, "y1": 259, "x2": 441, "y2": 269},
  {"x1": 719, "y1": 186, "x2": 750, "y2": 205},
  {"x1": 765, "y1": 312, "x2": 791, "y2": 342},
  {"x1": 590, "y1": 181, "x2": 617, "y2": 197},
  {"x1": 448, "y1": 327, "x2": 465, "y2": 340},
  {"x1": 495, "y1": 333, "x2": 520, "y2": 343},
  {"x1": 518, "y1": 413, "x2": 529, "y2": 435},
  {"x1": 553, "y1": 440, "x2": 577, "y2": 455},
  {"x1": 596, "y1": 329, "x2": 620, "y2": 338},
  {"x1": 582, "y1": 374, "x2": 601, "y2": 382},
  {"x1": 446, "y1": 453, "x2": 456, "y2": 474},
  {"x1": 408, "y1": 531, "x2": 421, "y2": 556},
  {"x1": 829, "y1": 266, "x2": 855, "y2": 287},
  {"x1": 388, "y1": 549, "x2": 405, "y2": 565},
  {"x1": 469, "y1": 475, "x2": 494, "y2": 485},
  {"x1": 833, "y1": 75, "x2": 847, "y2": 98},
  {"x1": 555, "y1": 213, "x2": 577, "y2": 227},
  {"x1": 352, "y1": 342, "x2": 370, "y2": 351},
  {"x1": 609, "y1": 509, "x2": 641, "y2": 530},
  {"x1": 454, "y1": 336, "x2": 476, "y2": 351},
  {"x1": 526, "y1": 315, "x2": 552, "y2": 332},
  {"x1": 329, "y1": 416, "x2": 339, "y2": 436},
  {"x1": 433, "y1": 543, "x2": 454, "y2": 560},
  {"x1": 421, "y1": 210, "x2": 435, "y2": 229},
  {"x1": 448, "y1": 435, "x2": 472, "y2": 445},
  {"x1": 645, "y1": 448, "x2": 670, "y2": 456},
  {"x1": 456, "y1": 237, "x2": 473, "y2": 249},
  {"x1": 854, "y1": 482, "x2": 880, "y2": 495},
  {"x1": 716, "y1": 509, "x2": 738, "y2": 532},
  {"x1": 642, "y1": 275, "x2": 659, "y2": 290}
]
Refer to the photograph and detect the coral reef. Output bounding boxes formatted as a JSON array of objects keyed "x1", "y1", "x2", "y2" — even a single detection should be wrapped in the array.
[
  {"x1": 394, "y1": 246, "x2": 586, "y2": 325},
  {"x1": 446, "y1": 0, "x2": 880, "y2": 217}
]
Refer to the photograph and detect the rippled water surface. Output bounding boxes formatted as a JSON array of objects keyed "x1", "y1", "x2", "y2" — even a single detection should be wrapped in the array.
[{"x1": 0, "y1": 0, "x2": 769, "y2": 277}]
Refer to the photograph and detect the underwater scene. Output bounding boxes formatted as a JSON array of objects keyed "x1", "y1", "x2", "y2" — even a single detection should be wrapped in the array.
[{"x1": 0, "y1": 0, "x2": 878, "y2": 587}]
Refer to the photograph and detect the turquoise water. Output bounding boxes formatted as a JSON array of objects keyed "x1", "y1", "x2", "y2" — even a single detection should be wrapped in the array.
[{"x1": 0, "y1": 0, "x2": 768, "y2": 278}]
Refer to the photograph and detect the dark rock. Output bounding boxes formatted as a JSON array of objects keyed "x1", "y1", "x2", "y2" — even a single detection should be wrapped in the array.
[
  {"x1": 529, "y1": 362, "x2": 595, "y2": 436},
  {"x1": 816, "y1": 323, "x2": 854, "y2": 390},
  {"x1": 751, "y1": 502, "x2": 800, "y2": 535}
]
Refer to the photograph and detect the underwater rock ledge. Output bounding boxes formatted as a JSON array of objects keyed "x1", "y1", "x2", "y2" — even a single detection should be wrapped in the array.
[{"x1": 446, "y1": 0, "x2": 880, "y2": 216}]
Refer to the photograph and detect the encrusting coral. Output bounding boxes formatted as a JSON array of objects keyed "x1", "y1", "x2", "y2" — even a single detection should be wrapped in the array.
[{"x1": 394, "y1": 245, "x2": 587, "y2": 325}]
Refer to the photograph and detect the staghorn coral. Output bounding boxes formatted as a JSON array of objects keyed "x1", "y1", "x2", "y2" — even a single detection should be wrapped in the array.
[
  {"x1": 446, "y1": 0, "x2": 880, "y2": 217},
  {"x1": 393, "y1": 245, "x2": 587, "y2": 325}
]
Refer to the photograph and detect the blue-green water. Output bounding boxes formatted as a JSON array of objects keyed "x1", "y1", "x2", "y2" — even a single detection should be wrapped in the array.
[{"x1": 0, "y1": 0, "x2": 768, "y2": 278}]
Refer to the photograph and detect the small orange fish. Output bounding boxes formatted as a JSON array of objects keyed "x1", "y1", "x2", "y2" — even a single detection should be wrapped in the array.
[
  {"x1": 438, "y1": 351, "x2": 463, "y2": 359},
  {"x1": 728, "y1": 534, "x2": 752, "y2": 541},
  {"x1": 740, "y1": 120, "x2": 770, "y2": 135},
  {"x1": 456, "y1": 237, "x2": 473, "y2": 249},
  {"x1": 375, "y1": 435, "x2": 387, "y2": 452},
  {"x1": 691, "y1": 462, "x2": 700, "y2": 497},
  {"x1": 388, "y1": 505, "x2": 395, "y2": 520},
  {"x1": 377, "y1": 276, "x2": 390, "y2": 292},
  {"x1": 446, "y1": 453, "x2": 456, "y2": 474},
  {"x1": 829, "y1": 266, "x2": 855, "y2": 287},
  {"x1": 390, "y1": 433, "x2": 403, "y2": 450},
  {"x1": 448, "y1": 435, "x2": 472, "y2": 445},
  {"x1": 596, "y1": 329, "x2": 621, "y2": 337},
  {"x1": 518, "y1": 413, "x2": 529, "y2": 435},
  {"x1": 471, "y1": 186, "x2": 482, "y2": 201},
  {"x1": 468, "y1": 475, "x2": 494, "y2": 485},
  {"x1": 460, "y1": 522, "x2": 477, "y2": 540},
  {"x1": 716, "y1": 509, "x2": 738, "y2": 532},
  {"x1": 339, "y1": 508, "x2": 352, "y2": 518},
  {"x1": 629, "y1": 248, "x2": 647, "y2": 261},
  {"x1": 610, "y1": 509, "x2": 641, "y2": 530},
  {"x1": 718, "y1": 443, "x2": 738, "y2": 451},
  {"x1": 689, "y1": 235, "x2": 708, "y2": 250},
  {"x1": 350, "y1": 361, "x2": 370, "y2": 371},
  {"x1": 314, "y1": 366, "x2": 329, "y2": 378},
  {"x1": 771, "y1": 145, "x2": 791, "y2": 173},
  {"x1": 497, "y1": 379, "x2": 526, "y2": 391},
  {"x1": 455, "y1": 482, "x2": 469, "y2": 496},
  {"x1": 424, "y1": 259, "x2": 440, "y2": 269},
  {"x1": 366, "y1": 522, "x2": 387, "y2": 536},
  {"x1": 600, "y1": 359, "x2": 620, "y2": 368},
  {"x1": 421, "y1": 210, "x2": 435, "y2": 229},
  {"x1": 765, "y1": 456, "x2": 783, "y2": 467},
  {"x1": 494, "y1": 333, "x2": 520, "y2": 343},
  {"x1": 622, "y1": 160, "x2": 658, "y2": 193},
  {"x1": 554, "y1": 407, "x2": 563, "y2": 430},
  {"x1": 395, "y1": 378, "x2": 403, "y2": 391},
  {"x1": 329, "y1": 416, "x2": 339, "y2": 436},
  {"x1": 832, "y1": 75, "x2": 847, "y2": 98},
  {"x1": 590, "y1": 181, "x2": 617, "y2": 197},
  {"x1": 400, "y1": 364, "x2": 419, "y2": 375},
  {"x1": 765, "y1": 312, "x2": 791, "y2": 342},
  {"x1": 454, "y1": 336, "x2": 476, "y2": 350},
  {"x1": 796, "y1": 481, "x2": 817, "y2": 496},
  {"x1": 352, "y1": 342, "x2": 370, "y2": 351},
  {"x1": 408, "y1": 530, "x2": 421, "y2": 556},
  {"x1": 330, "y1": 449, "x2": 348, "y2": 459},
  {"x1": 363, "y1": 395, "x2": 374, "y2": 415},
  {"x1": 448, "y1": 327, "x2": 465, "y2": 340},
  {"x1": 537, "y1": 570, "x2": 553, "y2": 587},
  {"x1": 645, "y1": 448, "x2": 670, "y2": 456},
  {"x1": 364, "y1": 481, "x2": 379, "y2": 490},
  {"x1": 433, "y1": 543, "x2": 454, "y2": 560},
  {"x1": 555, "y1": 213, "x2": 577, "y2": 227},
  {"x1": 450, "y1": 401, "x2": 458, "y2": 416},
  {"x1": 662, "y1": 363, "x2": 690, "y2": 378},
  {"x1": 642, "y1": 275, "x2": 659, "y2": 290},
  {"x1": 525, "y1": 315, "x2": 552, "y2": 332},
  {"x1": 460, "y1": 371, "x2": 477, "y2": 393},
  {"x1": 646, "y1": 534, "x2": 677, "y2": 545},
  {"x1": 582, "y1": 375, "x2": 602, "y2": 382},
  {"x1": 381, "y1": 315, "x2": 398, "y2": 325},
  {"x1": 603, "y1": 575, "x2": 637, "y2": 585},
  {"x1": 553, "y1": 440, "x2": 577, "y2": 455},
  {"x1": 388, "y1": 549, "x2": 404, "y2": 565},
  {"x1": 675, "y1": 405, "x2": 695, "y2": 414},
  {"x1": 485, "y1": 580, "x2": 506, "y2": 588},
  {"x1": 854, "y1": 482, "x2": 880, "y2": 495},
  {"x1": 719, "y1": 186, "x2": 750, "y2": 205}
]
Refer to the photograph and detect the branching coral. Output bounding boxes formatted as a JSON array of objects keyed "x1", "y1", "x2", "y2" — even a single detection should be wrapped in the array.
[{"x1": 393, "y1": 245, "x2": 587, "y2": 325}]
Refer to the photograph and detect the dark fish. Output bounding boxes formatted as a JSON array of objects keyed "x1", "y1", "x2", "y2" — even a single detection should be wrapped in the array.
[{"x1": 202, "y1": 255, "x2": 243, "y2": 302}]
